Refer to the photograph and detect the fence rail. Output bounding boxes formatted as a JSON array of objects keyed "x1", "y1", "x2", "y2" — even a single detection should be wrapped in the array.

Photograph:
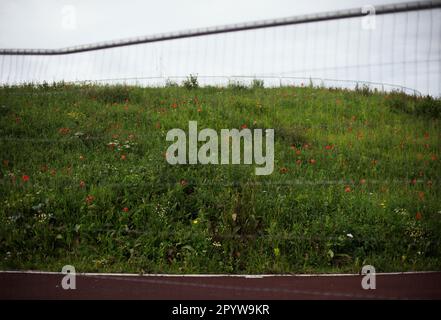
[{"x1": 0, "y1": 0, "x2": 440, "y2": 55}]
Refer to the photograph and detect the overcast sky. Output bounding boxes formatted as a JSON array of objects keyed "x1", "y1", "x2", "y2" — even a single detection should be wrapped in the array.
[{"x1": 0, "y1": 0, "x2": 440, "y2": 96}]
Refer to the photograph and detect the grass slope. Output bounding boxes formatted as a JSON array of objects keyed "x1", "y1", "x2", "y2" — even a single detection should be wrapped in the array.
[{"x1": 0, "y1": 83, "x2": 440, "y2": 273}]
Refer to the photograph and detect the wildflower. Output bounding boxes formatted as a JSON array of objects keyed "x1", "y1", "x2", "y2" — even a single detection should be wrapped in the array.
[
  {"x1": 418, "y1": 191, "x2": 425, "y2": 201},
  {"x1": 241, "y1": 124, "x2": 247, "y2": 129},
  {"x1": 213, "y1": 241, "x2": 221, "y2": 247},
  {"x1": 415, "y1": 212, "x2": 422, "y2": 221},
  {"x1": 325, "y1": 145, "x2": 334, "y2": 150},
  {"x1": 192, "y1": 218, "x2": 199, "y2": 224},
  {"x1": 85, "y1": 195, "x2": 95, "y2": 205},
  {"x1": 180, "y1": 179, "x2": 188, "y2": 187},
  {"x1": 309, "y1": 159, "x2": 316, "y2": 164},
  {"x1": 296, "y1": 159, "x2": 302, "y2": 165},
  {"x1": 79, "y1": 155, "x2": 85, "y2": 161},
  {"x1": 58, "y1": 127, "x2": 70, "y2": 135},
  {"x1": 171, "y1": 103, "x2": 177, "y2": 109},
  {"x1": 22, "y1": 175, "x2": 30, "y2": 182},
  {"x1": 360, "y1": 179, "x2": 366, "y2": 185},
  {"x1": 120, "y1": 154, "x2": 126, "y2": 160},
  {"x1": 295, "y1": 150, "x2": 301, "y2": 155},
  {"x1": 280, "y1": 167, "x2": 288, "y2": 174},
  {"x1": 79, "y1": 180, "x2": 86, "y2": 188},
  {"x1": 346, "y1": 233, "x2": 354, "y2": 238},
  {"x1": 122, "y1": 207, "x2": 129, "y2": 212},
  {"x1": 344, "y1": 186, "x2": 351, "y2": 193}
]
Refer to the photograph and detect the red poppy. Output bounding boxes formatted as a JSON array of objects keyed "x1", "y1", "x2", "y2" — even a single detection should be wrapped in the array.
[
  {"x1": 415, "y1": 212, "x2": 422, "y2": 220},
  {"x1": 309, "y1": 159, "x2": 316, "y2": 164},
  {"x1": 325, "y1": 145, "x2": 334, "y2": 150},
  {"x1": 344, "y1": 186, "x2": 351, "y2": 193},
  {"x1": 171, "y1": 103, "x2": 177, "y2": 109},
  {"x1": 122, "y1": 207, "x2": 129, "y2": 212},
  {"x1": 280, "y1": 167, "x2": 288, "y2": 174},
  {"x1": 79, "y1": 180, "x2": 86, "y2": 188},
  {"x1": 241, "y1": 124, "x2": 247, "y2": 129},
  {"x1": 418, "y1": 191, "x2": 425, "y2": 201},
  {"x1": 58, "y1": 127, "x2": 70, "y2": 135},
  {"x1": 295, "y1": 150, "x2": 301, "y2": 155},
  {"x1": 22, "y1": 175, "x2": 30, "y2": 182},
  {"x1": 121, "y1": 154, "x2": 126, "y2": 160},
  {"x1": 85, "y1": 195, "x2": 95, "y2": 205}
]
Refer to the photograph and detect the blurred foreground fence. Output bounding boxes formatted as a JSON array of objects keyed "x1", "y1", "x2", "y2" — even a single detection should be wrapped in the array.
[{"x1": 0, "y1": 0, "x2": 440, "y2": 96}]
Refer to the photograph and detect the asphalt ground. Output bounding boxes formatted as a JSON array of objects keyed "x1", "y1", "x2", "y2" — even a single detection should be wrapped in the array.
[{"x1": 1, "y1": 271, "x2": 440, "y2": 300}]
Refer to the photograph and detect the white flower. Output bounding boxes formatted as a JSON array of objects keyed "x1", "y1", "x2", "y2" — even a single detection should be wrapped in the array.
[{"x1": 346, "y1": 233, "x2": 354, "y2": 238}]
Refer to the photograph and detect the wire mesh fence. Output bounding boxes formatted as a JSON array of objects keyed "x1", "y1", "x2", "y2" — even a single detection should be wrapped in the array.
[{"x1": 0, "y1": 1, "x2": 440, "y2": 96}]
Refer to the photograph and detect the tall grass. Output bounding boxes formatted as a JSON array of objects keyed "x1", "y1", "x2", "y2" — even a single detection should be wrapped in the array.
[{"x1": 0, "y1": 83, "x2": 440, "y2": 273}]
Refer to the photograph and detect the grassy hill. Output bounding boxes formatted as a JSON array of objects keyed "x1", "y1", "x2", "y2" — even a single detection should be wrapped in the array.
[{"x1": 0, "y1": 82, "x2": 440, "y2": 273}]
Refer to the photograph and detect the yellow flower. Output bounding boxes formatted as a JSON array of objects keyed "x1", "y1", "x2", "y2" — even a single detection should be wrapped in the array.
[{"x1": 192, "y1": 218, "x2": 199, "y2": 224}]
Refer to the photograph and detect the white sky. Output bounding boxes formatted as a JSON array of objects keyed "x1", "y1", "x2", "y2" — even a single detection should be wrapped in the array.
[
  {"x1": 0, "y1": 0, "x2": 440, "y2": 96},
  {"x1": 0, "y1": 0, "x2": 412, "y2": 48}
]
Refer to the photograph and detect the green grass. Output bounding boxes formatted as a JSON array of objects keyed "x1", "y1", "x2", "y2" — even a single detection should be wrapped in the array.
[{"x1": 0, "y1": 82, "x2": 440, "y2": 274}]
